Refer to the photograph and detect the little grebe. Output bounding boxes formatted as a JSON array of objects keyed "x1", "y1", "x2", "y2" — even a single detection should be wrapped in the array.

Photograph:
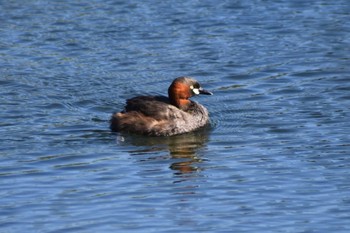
[{"x1": 110, "y1": 76, "x2": 212, "y2": 136}]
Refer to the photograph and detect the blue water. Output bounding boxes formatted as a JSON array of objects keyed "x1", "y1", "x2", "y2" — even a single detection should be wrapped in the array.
[{"x1": 1, "y1": 0, "x2": 350, "y2": 232}]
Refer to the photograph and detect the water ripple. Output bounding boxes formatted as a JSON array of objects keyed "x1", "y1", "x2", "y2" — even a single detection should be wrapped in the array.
[{"x1": 1, "y1": 0, "x2": 350, "y2": 232}]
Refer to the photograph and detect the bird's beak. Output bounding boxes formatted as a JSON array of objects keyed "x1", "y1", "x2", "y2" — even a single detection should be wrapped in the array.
[{"x1": 199, "y1": 87, "x2": 213, "y2": 95}]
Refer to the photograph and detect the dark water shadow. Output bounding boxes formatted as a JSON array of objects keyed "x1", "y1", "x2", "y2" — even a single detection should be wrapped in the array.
[{"x1": 112, "y1": 127, "x2": 211, "y2": 174}]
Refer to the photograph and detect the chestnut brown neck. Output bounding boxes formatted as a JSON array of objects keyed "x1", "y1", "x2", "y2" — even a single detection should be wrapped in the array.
[{"x1": 168, "y1": 81, "x2": 192, "y2": 110}]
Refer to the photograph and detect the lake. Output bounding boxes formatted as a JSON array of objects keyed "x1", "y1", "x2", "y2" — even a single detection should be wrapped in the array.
[{"x1": 1, "y1": 0, "x2": 350, "y2": 232}]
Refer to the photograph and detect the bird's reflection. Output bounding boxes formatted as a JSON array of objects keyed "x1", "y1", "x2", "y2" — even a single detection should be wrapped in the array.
[{"x1": 114, "y1": 127, "x2": 210, "y2": 174}]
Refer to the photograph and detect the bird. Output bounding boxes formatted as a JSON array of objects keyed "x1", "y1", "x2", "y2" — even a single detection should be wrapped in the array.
[{"x1": 110, "y1": 76, "x2": 212, "y2": 136}]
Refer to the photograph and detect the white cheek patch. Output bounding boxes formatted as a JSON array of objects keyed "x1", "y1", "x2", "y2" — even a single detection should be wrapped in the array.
[
  {"x1": 193, "y1": 88, "x2": 200, "y2": 95},
  {"x1": 190, "y1": 85, "x2": 200, "y2": 95}
]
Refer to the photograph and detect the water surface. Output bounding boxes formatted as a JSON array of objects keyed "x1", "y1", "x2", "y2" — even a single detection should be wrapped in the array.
[{"x1": 1, "y1": 0, "x2": 350, "y2": 232}]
